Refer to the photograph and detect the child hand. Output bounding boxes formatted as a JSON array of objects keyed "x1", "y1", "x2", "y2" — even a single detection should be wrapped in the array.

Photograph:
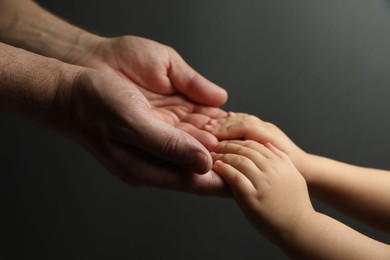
[
  {"x1": 212, "y1": 140, "x2": 314, "y2": 243},
  {"x1": 204, "y1": 112, "x2": 311, "y2": 181}
]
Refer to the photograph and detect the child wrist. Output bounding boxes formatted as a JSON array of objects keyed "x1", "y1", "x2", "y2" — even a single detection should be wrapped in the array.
[{"x1": 296, "y1": 153, "x2": 316, "y2": 185}]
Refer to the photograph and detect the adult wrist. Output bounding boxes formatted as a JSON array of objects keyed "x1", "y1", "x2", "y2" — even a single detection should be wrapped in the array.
[
  {"x1": 49, "y1": 62, "x2": 88, "y2": 136},
  {"x1": 0, "y1": 0, "x2": 105, "y2": 66},
  {"x1": 0, "y1": 42, "x2": 85, "y2": 134},
  {"x1": 61, "y1": 31, "x2": 106, "y2": 66}
]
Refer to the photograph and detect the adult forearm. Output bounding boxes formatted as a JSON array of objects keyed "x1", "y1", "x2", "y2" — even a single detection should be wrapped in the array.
[
  {"x1": 0, "y1": 0, "x2": 101, "y2": 63},
  {"x1": 279, "y1": 212, "x2": 390, "y2": 259},
  {"x1": 0, "y1": 42, "x2": 81, "y2": 132},
  {"x1": 305, "y1": 154, "x2": 390, "y2": 232}
]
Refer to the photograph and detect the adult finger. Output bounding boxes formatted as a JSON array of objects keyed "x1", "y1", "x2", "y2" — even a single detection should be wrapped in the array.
[
  {"x1": 102, "y1": 142, "x2": 231, "y2": 196},
  {"x1": 125, "y1": 108, "x2": 217, "y2": 174},
  {"x1": 168, "y1": 48, "x2": 228, "y2": 107},
  {"x1": 176, "y1": 122, "x2": 219, "y2": 150}
]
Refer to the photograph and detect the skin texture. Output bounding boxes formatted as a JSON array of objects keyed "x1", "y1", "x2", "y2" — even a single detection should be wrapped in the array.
[
  {"x1": 0, "y1": 0, "x2": 230, "y2": 195},
  {"x1": 205, "y1": 112, "x2": 390, "y2": 229},
  {"x1": 211, "y1": 140, "x2": 390, "y2": 259}
]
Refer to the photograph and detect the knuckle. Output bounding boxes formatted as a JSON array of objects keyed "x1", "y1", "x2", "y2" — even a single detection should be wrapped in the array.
[
  {"x1": 165, "y1": 45, "x2": 178, "y2": 55},
  {"x1": 268, "y1": 159, "x2": 284, "y2": 173},
  {"x1": 225, "y1": 122, "x2": 235, "y2": 130},
  {"x1": 230, "y1": 155, "x2": 248, "y2": 167},
  {"x1": 246, "y1": 114, "x2": 258, "y2": 121},
  {"x1": 240, "y1": 113, "x2": 251, "y2": 118},
  {"x1": 243, "y1": 140, "x2": 259, "y2": 147},
  {"x1": 241, "y1": 120, "x2": 252, "y2": 129},
  {"x1": 264, "y1": 122, "x2": 277, "y2": 130},
  {"x1": 232, "y1": 174, "x2": 245, "y2": 186},
  {"x1": 219, "y1": 153, "x2": 231, "y2": 162},
  {"x1": 233, "y1": 120, "x2": 245, "y2": 129},
  {"x1": 236, "y1": 145, "x2": 250, "y2": 154},
  {"x1": 241, "y1": 113, "x2": 259, "y2": 122},
  {"x1": 217, "y1": 141, "x2": 228, "y2": 150},
  {"x1": 243, "y1": 140, "x2": 263, "y2": 150},
  {"x1": 161, "y1": 134, "x2": 182, "y2": 160}
]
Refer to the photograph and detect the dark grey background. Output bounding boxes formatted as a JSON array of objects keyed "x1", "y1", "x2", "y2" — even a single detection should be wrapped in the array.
[{"x1": 1, "y1": 0, "x2": 390, "y2": 259}]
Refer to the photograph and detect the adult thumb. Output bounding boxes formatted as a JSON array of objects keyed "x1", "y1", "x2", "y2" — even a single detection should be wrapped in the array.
[
  {"x1": 135, "y1": 119, "x2": 212, "y2": 174},
  {"x1": 168, "y1": 48, "x2": 228, "y2": 107}
]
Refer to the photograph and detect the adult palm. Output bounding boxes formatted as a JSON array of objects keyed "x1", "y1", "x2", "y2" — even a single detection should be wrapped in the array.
[{"x1": 67, "y1": 35, "x2": 229, "y2": 195}]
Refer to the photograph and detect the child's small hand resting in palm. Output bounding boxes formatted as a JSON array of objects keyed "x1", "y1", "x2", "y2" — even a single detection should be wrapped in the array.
[
  {"x1": 204, "y1": 112, "x2": 311, "y2": 181},
  {"x1": 206, "y1": 112, "x2": 390, "y2": 259}
]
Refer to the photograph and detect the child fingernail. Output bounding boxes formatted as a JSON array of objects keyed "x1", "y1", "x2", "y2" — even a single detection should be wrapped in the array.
[
  {"x1": 209, "y1": 119, "x2": 217, "y2": 125},
  {"x1": 214, "y1": 160, "x2": 223, "y2": 167},
  {"x1": 204, "y1": 124, "x2": 212, "y2": 130}
]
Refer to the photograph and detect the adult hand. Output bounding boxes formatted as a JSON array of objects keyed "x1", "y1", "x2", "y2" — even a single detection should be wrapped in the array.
[
  {"x1": 62, "y1": 67, "x2": 229, "y2": 195},
  {"x1": 1, "y1": 1, "x2": 230, "y2": 195},
  {"x1": 63, "y1": 35, "x2": 229, "y2": 195},
  {"x1": 67, "y1": 35, "x2": 228, "y2": 141}
]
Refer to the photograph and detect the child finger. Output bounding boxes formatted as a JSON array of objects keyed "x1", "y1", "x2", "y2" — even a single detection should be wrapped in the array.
[
  {"x1": 227, "y1": 112, "x2": 263, "y2": 123},
  {"x1": 204, "y1": 123, "x2": 252, "y2": 140},
  {"x1": 213, "y1": 160, "x2": 256, "y2": 195},
  {"x1": 203, "y1": 114, "x2": 261, "y2": 139},
  {"x1": 265, "y1": 142, "x2": 289, "y2": 160},
  {"x1": 213, "y1": 141, "x2": 266, "y2": 158},
  {"x1": 222, "y1": 140, "x2": 277, "y2": 159},
  {"x1": 212, "y1": 153, "x2": 263, "y2": 189},
  {"x1": 213, "y1": 141, "x2": 271, "y2": 171},
  {"x1": 227, "y1": 111, "x2": 236, "y2": 117}
]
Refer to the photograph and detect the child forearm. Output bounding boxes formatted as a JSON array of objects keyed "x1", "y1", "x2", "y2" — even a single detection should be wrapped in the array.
[
  {"x1": 305, "y1": 154, "x2": 390, "y2": 232},
  {"x1": 279, "y1": 211, "x2": 390, "y2": 259}
]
